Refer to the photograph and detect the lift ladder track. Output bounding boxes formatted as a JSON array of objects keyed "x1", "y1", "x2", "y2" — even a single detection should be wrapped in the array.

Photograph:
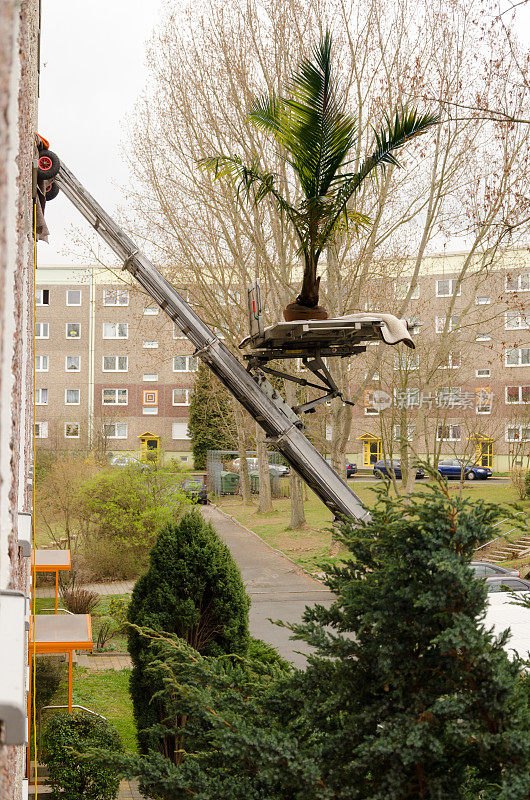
[{"x1": 55, "y1": 161, "x2": 370, "y2": 522}]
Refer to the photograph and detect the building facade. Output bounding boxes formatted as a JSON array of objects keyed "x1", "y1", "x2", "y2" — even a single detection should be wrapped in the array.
[
  {"x1": 35, "y1": 264, "x2": 197, "y2": 463},
  {"x1": 347, "y1": 249, "x2": 530, "y2": 471},
  {"x1": 35, "y1": 248, "x2": 530, "y2": 473},
  {"x1": 0, "y1": 1, "x2": 40, "y2": 798}
]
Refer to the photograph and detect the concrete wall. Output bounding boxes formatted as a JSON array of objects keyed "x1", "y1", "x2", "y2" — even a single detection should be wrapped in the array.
[{"x1": 0, "y1": 1, "x2": 39, "y2": 797}]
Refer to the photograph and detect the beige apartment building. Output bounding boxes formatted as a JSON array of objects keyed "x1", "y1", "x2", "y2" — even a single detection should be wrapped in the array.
[
  {"x1": 35, "y1": 264, "x2": 197, "y2": 463},
  {"x1": 347, "y1": 249, "x2": 530, "y2": 471},
  {"x1": 36, "y1": 250, "x2": 530, "y2": 472}
]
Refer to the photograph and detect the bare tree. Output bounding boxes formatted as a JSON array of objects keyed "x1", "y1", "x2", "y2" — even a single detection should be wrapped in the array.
[{"x1": 116, "y1": 0, "x2": 530, "y2": 504}]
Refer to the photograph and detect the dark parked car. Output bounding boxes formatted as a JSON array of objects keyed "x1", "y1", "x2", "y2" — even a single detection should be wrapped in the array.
[
  {"x1": 373, "y1": 459, "x2": 425, "y2": 480},
  {"x1": 470, "y1": 561, "x2": 520, "y2": 578},
  {"x1": 325, "y1": 458, "x2": 358, "y2": 478},
  {"x1": 485, "y1": 576, "x2": 530, "y2": 593},
  {"x1": 346, "y1": 462, "x2": 358, "y2": 478},
  {"x1": 181, "y1": 479, "x2": 208, "y2": 505},
  {"x1": 437, "y1": 459, "x2": 492, "y2": 480}
]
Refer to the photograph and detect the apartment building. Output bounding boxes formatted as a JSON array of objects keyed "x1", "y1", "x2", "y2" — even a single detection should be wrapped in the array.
[
  {"x1": 35, "y1": 264, "x2": 197, "y2": 462},
  {"x1": 348, "y1": 249, "x2": 530, "y2": 470},
  {"x1": 36, "y1": 248, "x2": 530, "y2": 473}
]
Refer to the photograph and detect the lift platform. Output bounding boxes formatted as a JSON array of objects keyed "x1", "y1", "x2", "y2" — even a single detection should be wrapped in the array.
[{"x1": 240, "y1": 282, "x2": 415, "y2": 413}]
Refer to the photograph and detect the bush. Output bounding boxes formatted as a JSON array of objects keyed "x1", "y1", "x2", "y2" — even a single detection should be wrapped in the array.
[
  {"x1": 108, "y1": 597, "x2": 130, "y2": 630},
  {"x1": 42, "y1": 712, "x2": 123, "y2": 800},
  {"x1": 127, "y1": 509, "x2": 250, "y2": 754},
  {"x1": 247, "y1": 637, "x2": 291, "y2": 672},
  {"x1": 525, "y1": 470, "x2": 530, "y2": 498},
  {"x1": 95, "y1": 616, "x2": 119, "y2": 651},
  {"x1": 35, "y1": 657, "x2": 62, "y2": 713},
  {"x1": 60, "y1": 587, "x2": 100, "y2": 615},
  {"x1": 78, "y1": 465, "x2": 189, "y2": 579}
]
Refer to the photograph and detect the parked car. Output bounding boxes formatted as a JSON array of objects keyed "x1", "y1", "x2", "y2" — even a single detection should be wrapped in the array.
[
  {"x1": 232, "y1": 457, "x2": 289, "y2": 478},
  {"x1": 346, "y1": 461, "x2": 358, "y2": 478},
  {"x1": 470, "y1": 561, "x2": 520, "y2": 578},
  {"x1": 181, "y1": 479, "x2": 208, "y2": 505},
  {"x1": 110, "y1": 455, "x2": 144, "y2": 468},
  {"x1": 373, "y1": 459, "x2": 425, "y2": 480},
  {"x1": 485, "y1": 576, "x2": 530, "y2": 593},
  {"x1": 325, "y1": 458, "x2": 358, "y2": 478},
  {"x1": 437, "y1": 459, "x2": 492, "y2": 480}
]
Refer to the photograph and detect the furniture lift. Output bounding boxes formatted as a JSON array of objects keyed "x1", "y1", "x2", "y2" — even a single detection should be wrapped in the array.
[{"x1": 55, "y1": 159, "x2": 412, "y2": 523}]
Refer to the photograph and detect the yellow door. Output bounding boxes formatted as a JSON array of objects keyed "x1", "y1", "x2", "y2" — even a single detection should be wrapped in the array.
[
  {"x1": 476, "y1": 440, "x2": 493, "y2": 468},
  {"x1": 139, "y1": 432, "x2": 160, "y2": 463},
  {"x1": 363, "y1": 439, "x2": 382, "y2": 467}
]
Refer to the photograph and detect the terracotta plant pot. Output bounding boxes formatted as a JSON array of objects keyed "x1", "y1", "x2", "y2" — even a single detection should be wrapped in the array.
[{"x1": 283, "y1": 302, "x2": 329, "y2": 321}]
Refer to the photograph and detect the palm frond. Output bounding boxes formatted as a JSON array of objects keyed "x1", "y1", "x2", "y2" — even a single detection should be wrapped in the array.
[
  {"x1": 248, "y1": 92, "x2": 281, "y2": 136},
  {"x1": 248, "y1": 30, "x2": 357, "y2": 201},
  {"x1": 198, "y1": 155, "x2": 304, "y2": 241},
  {"x1": 317, "y1": 108, "x2": 439, "y2": 251}
]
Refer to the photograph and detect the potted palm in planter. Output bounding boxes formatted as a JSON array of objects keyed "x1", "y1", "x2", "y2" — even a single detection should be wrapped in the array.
[{"x1": 200, "y1": 31, "x2": 438, "y2": 321}]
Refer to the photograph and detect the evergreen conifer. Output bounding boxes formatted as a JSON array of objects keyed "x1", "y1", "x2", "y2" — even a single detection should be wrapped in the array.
[
  {"x1": 117, "y1": 486, "x2": 530, "y2": 799},
  {"x1": 127, "y1": 510, "x2": 250, "y2": 755},
  {"x1": 187, "y1": 363, "x2": 235, "y2": 469}
]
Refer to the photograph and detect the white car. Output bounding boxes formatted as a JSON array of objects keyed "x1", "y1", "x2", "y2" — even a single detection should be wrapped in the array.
[
  {"x1": 484, "y1": 590, "x2": 530, "y2": 661},
  {"x1": 232, "y1": 457, "x2": 289, "y2": 477}
]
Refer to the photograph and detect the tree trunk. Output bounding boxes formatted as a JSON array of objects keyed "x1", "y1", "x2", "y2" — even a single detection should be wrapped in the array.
[
  {"x1": 289, "y1": 470, "x2": 306, "y2": 529},
  {"x1": 233, "y1": 400, "x2": 252, "y2": 505},
  {"x1": 297, "y1": 252, "x2": 320, "y2": 308},
  {"x1": 256, "y1": 424, "x2": 273, "y2": 513},
  {"x1": 285, "y1": 382, "x2": 306, "y2": 527}
]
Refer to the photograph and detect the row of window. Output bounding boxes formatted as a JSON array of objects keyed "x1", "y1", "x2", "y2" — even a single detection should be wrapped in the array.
[
  {"x1": 36, "y1": 288, "x2": 131, "y2": 307},
  {"x1": 35, "y1": 387, "x2": 191, "y2": 406},
  {"x1": 35, "y1": 354, "x2": 198, "y2": 373},
  {"x1": 34, "y1": 418, "x2": 529, "y2": 444},
  {"x1": 389, "y1": 272, "x2": 530, "y2": 301},
  {"x1": 391, "y1": 424, "x2": 530, "y2": 443},
  {"x1": 36, "y1": 273, "x2": 530, "y2": 313},
  {"x1": 34, "y1": 421, "x2": 190, "y2": 440},
  {"x1": 435, "y1": 424, "x2": 529, "y2": 442},
  {"x1": 364, "y1": 384, "x2": 530, "y2": 415},
  {"x1": 35, "y1": 322, "x2": 197, "y2": 342},
  {"x1": 434, "y1": 313, "x2": 529, "y2": 334}
]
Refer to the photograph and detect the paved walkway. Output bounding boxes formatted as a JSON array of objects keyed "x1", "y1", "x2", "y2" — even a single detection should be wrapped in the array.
[
  {"x1": 36, "y1": 579, "x2": 134, "y2": 598},
  {"x1": 201, "y1": 505, "x2": 334, "y2": 667},
  {"x1": 37, "y1": 505, "x2": 335, "y2": 668},
  {"x1": 77, "y1": 652, "x2": 132, "y2": 670},
  {"x1": 118, "y1": 779, "x2": 143, "y2": 799}
]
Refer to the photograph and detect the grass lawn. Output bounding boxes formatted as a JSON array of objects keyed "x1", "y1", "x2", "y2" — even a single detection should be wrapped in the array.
[
  {"x1": 217, "y1": 481, "x2": 529, "y2": 573},
  {"x1": 38, "y1": 664, "x2": 137, "y2": 753}
]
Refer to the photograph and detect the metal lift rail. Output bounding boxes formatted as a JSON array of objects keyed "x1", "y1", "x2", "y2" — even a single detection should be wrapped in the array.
[{"x1": 55, "y1": 161, "x2": 371, "y2": 521}]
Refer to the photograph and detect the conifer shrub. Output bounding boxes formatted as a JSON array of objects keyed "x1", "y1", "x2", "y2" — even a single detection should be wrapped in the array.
[
  {"x1": 107, "y1": 485, "x2": 530, "y2": 799},
  {"x1": 127, "y1": 509, "x2": 250, "y2": 754},
  {"x1": 187, "y1": 362, "x2": 235, "y2": 469},
  {"x1": 42, "y1": 712, "x2": 122, "y2": 800}
]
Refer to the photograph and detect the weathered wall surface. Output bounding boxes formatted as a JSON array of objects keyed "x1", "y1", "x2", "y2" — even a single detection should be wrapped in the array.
[{"x1": 0, "y1": 1, "x2": 40, "y2": 798}]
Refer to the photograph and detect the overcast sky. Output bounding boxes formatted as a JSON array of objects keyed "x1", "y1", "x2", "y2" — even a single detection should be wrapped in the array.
[
  {"x1": 38, "y1": 0, "x2": 530, "y2": 266},
  {"x1": 38, "y1": 0, "x2": 164, "y2": 265}
]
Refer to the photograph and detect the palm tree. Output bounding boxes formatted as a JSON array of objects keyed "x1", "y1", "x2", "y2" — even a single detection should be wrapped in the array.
[{"x1": 200, "y1": 30, "x2": 438, "y2": 320}]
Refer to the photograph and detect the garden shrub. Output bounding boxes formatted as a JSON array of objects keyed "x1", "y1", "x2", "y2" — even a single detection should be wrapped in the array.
[
  {"x1": 35, "y1": 657, "x2": 62, "y2": 713},
  {"x1": 127, "y1": 509, "x2": 250, "y2": 754},
  {"x1": 60, "y1": 586, "x2": 100, "y2": 615},
  {"x1": 525, "y1": 470, "x2": 530, "y2": 498},
  {"x1": 108, "y1": 596, "x2": 130, "y2": 630},
  {"x1": 42, "y1": 712, "x2": 123, "y2": 800},
  {"x1": 78, "y1": 465, "x2": 188, "y2": 579}
]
